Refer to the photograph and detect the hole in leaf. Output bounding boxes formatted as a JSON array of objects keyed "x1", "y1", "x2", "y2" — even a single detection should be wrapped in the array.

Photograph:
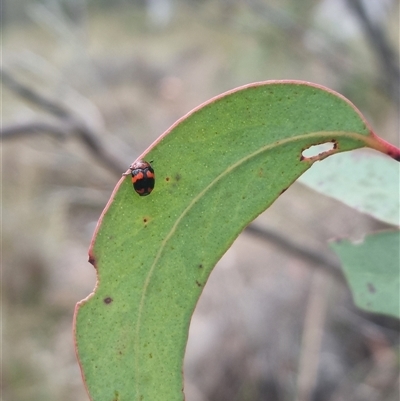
[{"x1": 302, "y1": 141, "x2": 336, "y2": 159}]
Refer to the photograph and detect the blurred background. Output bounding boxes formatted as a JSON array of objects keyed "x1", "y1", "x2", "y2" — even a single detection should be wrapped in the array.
[{"x1": 2, "y1": 0, "x2": 399, "y2": 400}]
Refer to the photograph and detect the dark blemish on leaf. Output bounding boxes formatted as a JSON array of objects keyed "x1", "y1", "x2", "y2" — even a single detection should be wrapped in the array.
[
  {"x1": 166, "y1": 177, "x2": 170, "y2": 181},
  {"x1": 175, "y1": 174, "x2": 181, "y2": 181},
  {"x1": 367, "y1": 283, "x2": 376, "y2": 293},
  {"x1": 104, "y1": 297, "x2": 113, "y2": 304},
  {"x1": 143, "y1": 218, "x2": 148, "y2": 223},
  {"x1": 198, "y1": 264, "x2": 203, "y2": 269},
  {"x1": 196, "y1": 280, "x2": 202, "y2": 287}
]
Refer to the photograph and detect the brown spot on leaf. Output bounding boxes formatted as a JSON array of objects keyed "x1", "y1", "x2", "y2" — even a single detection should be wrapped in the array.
[
  {"x1": 104, "y1": 297, "x2": 113, "y2": 304},
  {"x1": 165, "y1": 177, "x2": 170, "y2": 181},
  {"x1": 367, "y1": 283, "x2": 376, "y2": 293},
  {"x1": 198, "y1": 264, "x2": 203, "y2": 269}
]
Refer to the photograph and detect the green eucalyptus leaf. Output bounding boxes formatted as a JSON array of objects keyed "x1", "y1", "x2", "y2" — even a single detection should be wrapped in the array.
[
  {"x1": 74, "y1": 81, "x2": 400, "y2": 401},
  {"x1": 300, "y1": 150, "x2": 400, "y2": 226},
  {"x1": 330, "y1": 231, "x2": 400, "y2": 318}
]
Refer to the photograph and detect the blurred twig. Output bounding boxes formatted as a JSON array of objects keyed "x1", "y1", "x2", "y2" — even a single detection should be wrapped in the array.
[
  {"x1": 1, "y1": 68, "x2": 125, "y2": 176},
  {"x1": 1, "y1": 120, "x2": 69, "y2": 140},
  {"x1": 346, "y1": 0, "x2": 400, "y2": 102},
  {"x1": 296, "y1": 271, "x2": 330, "y2": 401},
  {"x1": 245, "y1": 224, "x2": 346, "y2": 284}
]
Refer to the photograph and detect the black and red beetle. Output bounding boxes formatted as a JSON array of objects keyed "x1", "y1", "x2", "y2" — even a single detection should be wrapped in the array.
[{"x1": 123, "y1": 160, "x2": 155, "y2": 196}]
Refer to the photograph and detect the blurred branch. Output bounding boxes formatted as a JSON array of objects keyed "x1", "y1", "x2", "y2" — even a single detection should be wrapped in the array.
[
  {"x1": 1, "y1": 68, "x2": 70, "y2": 119},
  {"x1": 346, "y1": 0, "x2": 400, "y2": 102},
  {"x1": 296, "y1": 271, "x2": 329, "y2": 401},
  {"x1": 1, "y1": 68, "x2": 125, "y2": 176},
  {"x1": 245, "y1": 224, "x2": 346, "y2": 284},
  {"x1": 1, "y1": 120, "x2": 69, "y2": 140}
]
